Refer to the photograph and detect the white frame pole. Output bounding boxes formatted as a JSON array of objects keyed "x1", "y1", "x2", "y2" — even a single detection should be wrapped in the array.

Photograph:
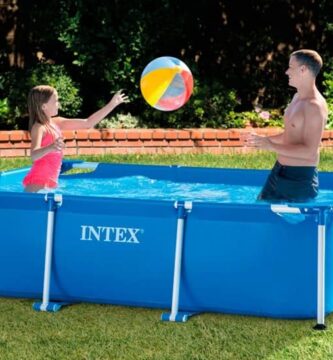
[
  {"x1": 39, "y1": 194, "x2": 62, "y2": 311},
  {"x1": 169, "y1": 215, "x2": 185, "y2": 321},
  {"x1": 40, "y1": 209, "x2": 55, "y2": 311},
  {"x1": 315, "y1": 210, "x2": 326, "y2": 330},
  {"x1": 168, "y1": 201, "x2": 192, "y2": 322}
]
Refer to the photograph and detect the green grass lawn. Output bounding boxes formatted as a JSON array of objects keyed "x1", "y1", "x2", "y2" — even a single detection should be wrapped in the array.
[
  {"x1": 2, "y1": 151, "x2": 278, "y2": 172},
  {"x1": 2, "y1": 149, "x2": 333, "y2": 172},
  {"x1": 1, "y1": 150, "x2": 333, "y2": 360}
]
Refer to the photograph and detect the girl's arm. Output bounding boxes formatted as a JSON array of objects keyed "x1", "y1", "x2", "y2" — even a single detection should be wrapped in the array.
[{"x1": 54, "y1": 90, "x2": 128, "y2": 130}]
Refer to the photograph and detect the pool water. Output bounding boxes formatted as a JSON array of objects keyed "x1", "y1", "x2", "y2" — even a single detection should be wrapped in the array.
[
  {"x1": 58, "y1": 176, "x2": 260, "y2": 203},
  {"x1": 2, "y1": 175, "x2": 333, "y2": 204}
]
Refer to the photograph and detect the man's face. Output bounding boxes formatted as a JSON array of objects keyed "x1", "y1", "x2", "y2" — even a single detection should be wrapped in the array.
[{"x1": 285, "y1": 56, "x2": 304, "y2": 88}]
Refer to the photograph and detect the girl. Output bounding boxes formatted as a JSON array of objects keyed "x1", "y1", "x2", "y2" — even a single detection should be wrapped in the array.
[{"x1": 23, "y1": 85, "x2": 128, "y2": 192}]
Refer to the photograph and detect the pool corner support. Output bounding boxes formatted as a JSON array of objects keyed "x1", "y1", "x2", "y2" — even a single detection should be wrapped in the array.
[
  {"x1": 271, "y1": 204, "x2": 331, "y2": 330},
  {"x1": 161, "y1": 201, "x2": 196, "y2": 322},
  {"x1": 313, "y1": 208, "x2": 329, "y2": 331},
  {"x1": 33, "y1": 193, "x2": 69, "y2": 312}
]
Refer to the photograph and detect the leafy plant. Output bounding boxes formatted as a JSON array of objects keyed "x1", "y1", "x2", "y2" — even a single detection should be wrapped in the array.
[
  {"x1": 323, "y1": 60, "x2": 333, "y2": 129},
  {"x1": 0, "y1": 64, "x2": 82, "y2": 129},
  {"x1": 226, "y1": 107, "x2": 283, "y2": 128},
  {"x1": 325, "y1": 102, "x2": 333, "y2": 129},
  {"x1": 96, "y1": 113, "x2": 144, "y2": 129},
  {"x1": 0, "y1": 98, "x2": 9, "y2": 118},
  {"x1": 323, "y1": 60, "x2": 333, "y2": 101},
  {"x1": 140, "y1": 80, "x2": 238, "y2": 128}
]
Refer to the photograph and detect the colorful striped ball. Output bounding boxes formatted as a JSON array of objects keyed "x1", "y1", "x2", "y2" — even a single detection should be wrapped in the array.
[{"x1": 140, "y1": 56, "x2": 193, "y2": 111}]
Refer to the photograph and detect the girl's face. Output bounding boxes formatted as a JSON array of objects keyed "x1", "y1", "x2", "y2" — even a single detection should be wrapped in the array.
[{"x1": 42, "y1": 92, "x2": 60, "y2": 117}]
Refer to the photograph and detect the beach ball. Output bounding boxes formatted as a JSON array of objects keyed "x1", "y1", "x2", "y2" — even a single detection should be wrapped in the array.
[{"x1": 140, "y1": 56, "x2": 193, "y2": 111}]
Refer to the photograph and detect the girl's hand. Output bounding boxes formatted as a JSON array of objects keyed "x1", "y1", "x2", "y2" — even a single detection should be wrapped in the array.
[
  {"x1": 110, "y1": 90, "x2": 129, "y2": 107},
  {"x1": 52, "y1": 137, "x2": 65, "y2": 151}
]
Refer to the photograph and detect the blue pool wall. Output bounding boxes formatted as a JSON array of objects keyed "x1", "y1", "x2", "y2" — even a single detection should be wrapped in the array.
[{"x1": 0, "y1": 161, "x2": 333, "y2": 318}]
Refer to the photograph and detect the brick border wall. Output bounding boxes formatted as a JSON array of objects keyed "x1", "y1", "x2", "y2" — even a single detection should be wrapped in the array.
[{"x1": 1, "y1": 128, "x2": 333, "y2": 157}]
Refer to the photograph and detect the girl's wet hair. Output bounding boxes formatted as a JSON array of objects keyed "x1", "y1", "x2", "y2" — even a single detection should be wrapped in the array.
[{"x1": 27, "y1": 85, "x2": 57, "y2": 131}]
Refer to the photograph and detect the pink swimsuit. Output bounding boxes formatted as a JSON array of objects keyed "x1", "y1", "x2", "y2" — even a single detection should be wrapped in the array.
[{"x1": 23, "y1": 124, "x2": 63, "y2": 189}]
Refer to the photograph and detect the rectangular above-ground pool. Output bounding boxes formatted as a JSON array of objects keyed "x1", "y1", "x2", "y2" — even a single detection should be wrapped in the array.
[{"x1": 0, "y1": 160, "x2": 333, "y2": 321}]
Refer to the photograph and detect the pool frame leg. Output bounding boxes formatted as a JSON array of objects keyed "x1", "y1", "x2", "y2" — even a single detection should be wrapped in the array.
[
  {"x1": 161, "y1": 201, "x2": 196, "y2": 322},
  {"x1": 271, "y1": 205, "x2": 330, "y2": 330},
  {"x1": 33, "y1": 194, "x2": 69, "y2": 312},
  {"x1": 314, "y1": 210, "x2": 327, "y2": 330}
]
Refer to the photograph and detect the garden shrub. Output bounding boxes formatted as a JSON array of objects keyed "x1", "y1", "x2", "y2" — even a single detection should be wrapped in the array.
[
  {"x1": 96, "y1": 113, "x2": 144, "y2": 129},
  {"x1": 139, "y1": 80, "x2": 238, "y2": 129},
  {"x1": 0, "y1": 64, "x2": 82, "y2": 130},
  {"x1": 226, "y1": 107, "x2": 284, "y2": 128},
  {"x1": 326, "y1": 102, "x2": 333, "y2": 129},
  {"x1": 323, "y1": 60, "x2": 333, "y2": 129},
  {"x1": 0, "y1": 98, "x2": 9, "y2": 119}
]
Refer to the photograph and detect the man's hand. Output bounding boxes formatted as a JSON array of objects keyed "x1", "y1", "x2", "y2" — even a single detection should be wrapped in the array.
[{"x1": 245, "y1": 132, "x2": 273, "y2": 150}]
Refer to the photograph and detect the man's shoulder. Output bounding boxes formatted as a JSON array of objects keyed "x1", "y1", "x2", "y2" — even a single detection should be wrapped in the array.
[
  {"x1": 306, "y1": 96, "x2": 327, "y2": 110},
  {"x1": 304, "y1": 97, "x2": 328, "y2": 121}
]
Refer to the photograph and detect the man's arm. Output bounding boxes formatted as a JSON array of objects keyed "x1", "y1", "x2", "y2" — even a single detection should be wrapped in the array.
[
  {"x1": 267, "y1": 132, "x2": 285, "y2": 145},
  {"x1": 247, "y1": 101, "x2": 325, "y2": 160}
]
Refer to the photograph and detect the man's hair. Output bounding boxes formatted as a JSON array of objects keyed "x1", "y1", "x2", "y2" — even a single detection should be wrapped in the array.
[{"x1": 291, "y1": 49, "x2": 323, "y2": 77}]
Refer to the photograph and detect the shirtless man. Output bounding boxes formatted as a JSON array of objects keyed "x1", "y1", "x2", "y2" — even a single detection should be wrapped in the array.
[{"x1": 247, "y1": 49, "x2": 328, "y2": 202}]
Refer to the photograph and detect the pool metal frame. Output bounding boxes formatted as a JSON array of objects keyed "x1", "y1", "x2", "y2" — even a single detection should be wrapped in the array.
[
  {"x1": 0, "y1": 160, "x2": 332, "y2": 330},
  {"x1": 33, "y1": 191, "x2": 331, "y2": 329}
]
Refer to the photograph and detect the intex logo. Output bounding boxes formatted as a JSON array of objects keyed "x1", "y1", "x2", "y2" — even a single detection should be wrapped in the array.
[{"x1": 80, "y1": 225, "x2": 143, "y2": 244}]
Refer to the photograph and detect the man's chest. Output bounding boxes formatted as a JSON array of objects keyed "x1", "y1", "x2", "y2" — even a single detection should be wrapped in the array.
[{"x1": 284, "y1": 102, "x2": 305, "y2": 132}]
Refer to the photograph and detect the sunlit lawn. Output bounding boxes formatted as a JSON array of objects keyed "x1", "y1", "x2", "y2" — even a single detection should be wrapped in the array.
[{"x1": 2, "y1": 149, "x2": 333, "y2": 172}]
